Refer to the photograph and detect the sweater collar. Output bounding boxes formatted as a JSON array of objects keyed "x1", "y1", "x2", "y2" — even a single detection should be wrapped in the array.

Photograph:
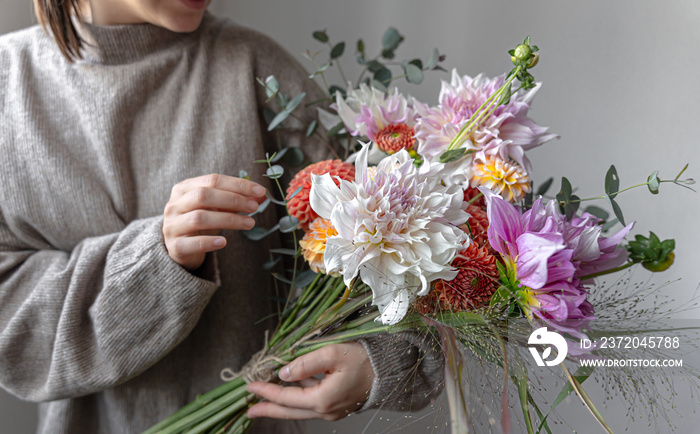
[{"x1": 75, "y1": 13, "x2": 212, "y2": 65}]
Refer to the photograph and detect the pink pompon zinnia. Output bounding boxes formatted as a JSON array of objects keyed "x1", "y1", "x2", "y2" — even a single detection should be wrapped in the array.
[
  {"x1": 433, "y1": 243, "x2": 500, "y2": 311},
  {"x1": 286, "y1": 160, "x2": 355, "y2": 229},
  {"x1": 299, "y1": 218, "x2": 338, "y2": 274}
]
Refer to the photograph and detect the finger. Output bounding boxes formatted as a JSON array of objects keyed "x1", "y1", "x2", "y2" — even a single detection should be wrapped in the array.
[
  {"x1": 168, "y1": 188, "x2": 261, "y2": 216},
  {"x1": 172, "y1": 174, "x2": 266, "y2": 200},
  {"x1": 247, "y1": 382, "x2": 318, "y2": 411},
  {"x1": 169, "y1": 210, "x2": 255, "y2": 236},
  {"x1": 279, "y1": 348, "x2": 338, "y2": 382},
  {"x1": 247, "y1": 402, "x2": 321, "y2": 420},
  {"x1": 166, "y1": 235, "x2": 227, "y2": 259},
  {"x1": 296, "y1": 377, "x2": 321, "y2": 388}
]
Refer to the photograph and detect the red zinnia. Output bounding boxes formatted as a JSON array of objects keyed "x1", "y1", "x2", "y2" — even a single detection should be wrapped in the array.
[
  {"x1": 434, "y1": 243, "x2": 499, "y2": 311},
  {"x1": 460, "y1": 204, "x2": 490, "y2": 248},
  {"x1": 463, "y1": 186, "x2": 485, "y2": 208},
  {"x1": 286, "y1": 160, "x2": 355, "y2": 229}
]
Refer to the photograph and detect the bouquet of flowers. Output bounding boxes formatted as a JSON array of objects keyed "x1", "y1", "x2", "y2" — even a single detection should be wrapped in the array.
[{"x1": 146, "y1": 30, "x2": 696, "y2": 434}]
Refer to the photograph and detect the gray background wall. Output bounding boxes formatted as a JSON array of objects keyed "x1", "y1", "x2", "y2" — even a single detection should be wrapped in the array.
[{"x1": 1, "y1": 1, "x2": 699, "y2": 432}]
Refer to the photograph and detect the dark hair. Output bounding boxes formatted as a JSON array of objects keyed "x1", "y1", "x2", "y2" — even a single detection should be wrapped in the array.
[{"x1": 33, "y1": 0, "x2": 85, "y2": 62}]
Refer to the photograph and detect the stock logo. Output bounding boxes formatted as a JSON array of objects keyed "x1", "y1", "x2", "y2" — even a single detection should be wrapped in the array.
[{"x1": 528, "y1": 327, "x2": 568, "y2": 367}]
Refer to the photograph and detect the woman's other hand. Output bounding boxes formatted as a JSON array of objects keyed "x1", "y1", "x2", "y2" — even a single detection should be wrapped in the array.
[
  {"x1": 246, "y1": 342, "x2": 375, "y2": 421},
  {"x1": 163, "y1": 174, "x2": 266, "y2": 270}
]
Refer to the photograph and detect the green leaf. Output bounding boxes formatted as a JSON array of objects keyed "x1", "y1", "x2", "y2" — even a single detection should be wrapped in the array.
[
  {"x1": 427, "y1": 48, "x2": 440, "y2": 69},
  {"x1": 373, "y1": 67, "x2": 392, "y2": 87},
  {"x1": 286, "y1": 186, "x2": 303, "y2": 201},
  {"x1": 305, "y1": 119, "x2": 318, "y2": 137},
  {"x1": 604, "y1": 165, "x2": 620, "y2": 199},
  {"x1": 408, "y1": 58, "x2": 423, "y2": 69},
  {"x1": 328, "y1": 85, "x2": 346, "y2": 101},
  {"x1": 647, "y1": 170, "x2": 660, "y2": 194},
  {"x1": 312, "y1": 30, "x2": 328, "y2": 43},
  {"x1": 263, "y1": 257, "x2": 282, "y2": 270},
  {"x1": 499, "y1": 83, "x2": 512, "y2": 105},
  {"x1": 265, "y1": 165, "x2": 284, "y2": 179},
  {"x1": 439, "y1": 148, "x2": 467, "y2": 163},
  {"x1": 267, "y1": 92, "x2": 306, "y2": 131},
  {"x1": 270, "y1": 148, "x2": 289, "y2": 163},
  {"x1": 403, "y1": 63, "x2": 424, "y2": 84},
  {"x1": 381, "y1": 49, "x2": 395, "y2": 60},
  {"x1": 293, "y1": 270, "x2": 319, "y2": 288},
  {"x1": 285, "y1": 92, "x2": 306, "y2": 113},
  {"x1": 601, "y1": 218, "x2": 619, "y2": 232},
  {"x1": 262, "y1": 108, "x2": 277, "y2": 127},
  {"x1": 560, "y1": 177, "x2": 572, "y2": 198},
  {"x1": 278, "y1": 216, "x2": 299, "y2": 233},
  {"x1": 327, "y1": 121, "x2": 345, "y2": 137},
  {"x1": 263, "y1": 76, "x2": 279, "y2": 99},
  {"x1": 382, "y1": 27, "x2": 403, "y2": 51},
  {"x1": 281, "y1": 147, "x2": 304, "y2": 166},
  {"x1": 248, "y1": 197, "x2": 270, "y2": 216},
  {"x1": 356, "y1": 39, "x2": 365, "y2": 54},
  {"x1": 308, "y1": 63, "x2": 330, "y2": 79},
  {"x1": 536, "y1": 177, "x2": 554, "y2": 196},
  {"x1": 565, "y1": 194, "x2": 580, "y2": 221},
  {"x1": 269, "y1": 248, "x2": 298, "y2": 256},
  {"x1": 583, "y1": 205, "x2": 609, "y2": 221},
  {"x1": 243, "y1": 225, "x2": 279, "y2": 241},
  {"x1": 366, "y1": 60, "x2": 384, "y2": 73},
  {"x1": 608, "y1": 197, "x2": 626, "y2": 226},
  {"x1": 330, "y1": 42, "x2": 345, "y2": 59}
]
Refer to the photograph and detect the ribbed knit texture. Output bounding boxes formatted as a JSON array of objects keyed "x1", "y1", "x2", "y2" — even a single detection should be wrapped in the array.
[{"x1": 0, "y1": 14, "x2": 442, "y2": 433}]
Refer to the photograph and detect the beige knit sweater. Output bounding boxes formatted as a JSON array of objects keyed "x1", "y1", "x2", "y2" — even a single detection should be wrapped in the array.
[{"x1": 0, "y1": 13, "x2": 442, "y2": 433}]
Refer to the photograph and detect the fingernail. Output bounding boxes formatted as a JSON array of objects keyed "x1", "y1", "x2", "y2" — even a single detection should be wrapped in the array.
[
  {"x1": 252, "y1": 185, "x2": 266, "y2": 196},
  {"x1": 213, "y1": 237, "x2": 226, "y2": 247},
  {"x1": 279, "y1": 365, "x2": 290, "y2": 381},
  {"x1": 247, "y1": 200, "x2": 259, "y2": 212},
  {"x1": 245, "y1": 218, "x2": 256, "y2": 229}
]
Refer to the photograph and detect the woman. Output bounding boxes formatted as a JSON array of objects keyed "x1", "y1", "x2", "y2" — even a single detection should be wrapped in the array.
[{"x1": 0, "y1": 1, "x2": 442, "y2": 432}]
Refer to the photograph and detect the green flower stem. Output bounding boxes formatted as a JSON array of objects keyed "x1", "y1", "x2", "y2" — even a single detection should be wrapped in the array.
[
  {"x1": 271, "y1": 278, "x2": 347, "y2": 354},
  {"x1": 578, "y1": 261, "x2": 634, "y2": 281},
  {"x1": 331, "y1": 308, "x2": 380, "y2": 333},
  {"x1": 153, "y1": 385, "x2": 249, "y2": 434},
  {"x1": 275, "y1": 274, "x2": 329, "y2": 341},
  {"x1": 561, "y1": 179, "x2": 688, "y2": 205},
  {"x1": 223, "y1": 413, "x2": 250, "y2": 434},
  {"x1": 143, "y1": 378, "x2": 246, "y2": 434},
  {"x1": 183, "y1": 394, "x2": 251, "y2": 434},
  {"x1": 446, "y1": 66, "x2": 521, "y2": 152}
]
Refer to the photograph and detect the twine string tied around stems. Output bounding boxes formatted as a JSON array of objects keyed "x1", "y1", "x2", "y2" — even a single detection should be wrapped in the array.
[{"x1": 220, "y1": 330, "x2": 287, "y2": 384}]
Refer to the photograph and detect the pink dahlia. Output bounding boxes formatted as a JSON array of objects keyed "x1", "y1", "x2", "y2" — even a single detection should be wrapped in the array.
[
  {"x1": 335, "y1": 84, "x2": 417, "y2": 141},
  {"x1": 414, "y1": 70, "x2": 557, "y2": 188},
  {"x1": 286, "y1": 160, "x2": 355, "y2": 229},
  {"x1": 481, "y1": 187, "x2": 633, "y2": 334}
]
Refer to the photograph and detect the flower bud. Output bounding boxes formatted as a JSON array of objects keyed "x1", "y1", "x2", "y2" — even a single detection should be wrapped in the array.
[
  {"x1": 513, "y1": 44, "x2": 532, "y2": 62},
  {"x1": 527, "y1": 52, "x2": 539, "y2": 68}
]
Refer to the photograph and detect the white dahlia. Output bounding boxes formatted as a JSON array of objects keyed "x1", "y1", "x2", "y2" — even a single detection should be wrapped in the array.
[{"x1": 310, "y1": 144, "x2": 469, "y2": 324}]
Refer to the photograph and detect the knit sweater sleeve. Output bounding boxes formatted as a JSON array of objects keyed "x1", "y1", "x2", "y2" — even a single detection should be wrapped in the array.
[
  {"x1": 0, "y1": 209, "x2": 220, "y2": 402},
  {"x1": 235, "y1": 25, "x2": 445, "y2": 412}
]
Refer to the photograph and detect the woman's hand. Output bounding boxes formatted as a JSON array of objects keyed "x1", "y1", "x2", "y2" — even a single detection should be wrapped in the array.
[
  {"x1": 246, "y1": 342, "x2": 375, "y2": 421},
  {"x1": 163, "y1": 174, "x2": 266, "y2": 270}
]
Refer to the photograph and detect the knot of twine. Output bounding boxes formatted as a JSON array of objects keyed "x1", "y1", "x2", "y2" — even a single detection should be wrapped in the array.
[{"x1": 220, "y1": 330, "x2": 287, "y2": 384}]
